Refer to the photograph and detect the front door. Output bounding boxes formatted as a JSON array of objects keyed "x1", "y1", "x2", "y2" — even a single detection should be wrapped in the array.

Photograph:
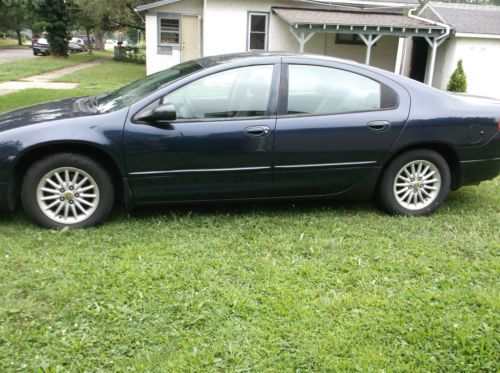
[
  {"x1": 181, "y1": 15, "x2": 200, "y2": 62},
  {"x1": 273, "y1": 60, "x2": 411, "y2": 197},
  {"x1": 124, "y1": 64, "x2": 279, "y2": 203}
]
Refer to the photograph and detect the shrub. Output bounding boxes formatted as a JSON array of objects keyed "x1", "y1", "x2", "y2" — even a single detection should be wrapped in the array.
[
  {"x1": 113, "y1": 46, "x2": 146, "y2": 64},
  {"x1": 447, "y1": 59, "x2": 467, "y2": 93}
]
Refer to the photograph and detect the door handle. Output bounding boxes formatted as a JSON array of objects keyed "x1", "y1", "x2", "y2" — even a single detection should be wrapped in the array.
[
  {"x1": 368, "y1": 120, "x2": 391, "y2": 132},
  {"x1": 245, "y1": 125, "x2": 271, "y2": 138}
]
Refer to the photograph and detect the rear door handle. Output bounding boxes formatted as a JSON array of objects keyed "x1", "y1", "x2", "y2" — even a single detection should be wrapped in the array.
[
  {"x1": 245, "y1": 125, "x2": 271, "y2": 138},
  {"x1": 368, "y1": 120, "x2": 391, "y2": 132}
]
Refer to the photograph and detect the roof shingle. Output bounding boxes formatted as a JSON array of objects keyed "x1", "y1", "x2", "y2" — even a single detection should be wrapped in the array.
[
  {"x1": 273, "y1": 7, "x2": 441, "y2": 29},
  {"x1": 421, "y1": 2, "x2": 500, "y2": 35}
]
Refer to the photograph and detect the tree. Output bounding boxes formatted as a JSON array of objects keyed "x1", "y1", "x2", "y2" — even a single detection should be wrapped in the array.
[
  {"x1": 0, "y1": 1, "x2": 32, "y2": 46},
  {"x1": 73, "y1": 0, "x2": 145, "y2": 49},
  {"x1": 447, "y1": 60, "x2": 467, "y2": 93},
  {"x1": 34, "y1": 0, "x2": 71, "y2": 57}
]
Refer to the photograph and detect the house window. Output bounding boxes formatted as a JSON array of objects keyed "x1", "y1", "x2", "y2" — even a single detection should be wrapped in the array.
[
  {"x1": 247, "y1": 12, "x2": 269, "y2": 51},
  {"x1": 160, "y1": 17, "x2": 180, "y2": 45},
  {"x1": 335, "y1": 34, "x2": 365, "y2": 45}
]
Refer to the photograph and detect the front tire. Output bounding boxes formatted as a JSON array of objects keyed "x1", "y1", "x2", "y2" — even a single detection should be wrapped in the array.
[
  {"x1": 378, "y1": 149, "x2": 451, "y2": 216},
  {"x1": 21, "y1": 153, "x2": 114, "y2": 228}
]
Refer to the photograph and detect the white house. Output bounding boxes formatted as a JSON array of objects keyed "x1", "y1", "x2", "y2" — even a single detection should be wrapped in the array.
[
  {"x1": 419, "y1": 2, "x2": 500, "y2": 99},
  {"x1": 136, "y1": 0, "x2": 500, "y2": 98}
]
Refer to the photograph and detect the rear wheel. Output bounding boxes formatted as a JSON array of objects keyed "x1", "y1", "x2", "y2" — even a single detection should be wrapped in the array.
[
  {"x1": 21, "y1": 153, "x2": 114, "y2": 228},
  {"x1": 378, "y1": 149, "x2": 451, "y2": 216}
]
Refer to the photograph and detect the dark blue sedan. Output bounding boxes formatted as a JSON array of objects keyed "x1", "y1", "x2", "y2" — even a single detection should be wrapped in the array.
[{"x1": 0, "y1": 53, "x2": 499, "y2": 228}]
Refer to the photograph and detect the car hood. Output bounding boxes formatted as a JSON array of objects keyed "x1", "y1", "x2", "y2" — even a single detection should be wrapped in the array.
[{"x1": 0, "y1": 97, "x2": 99, "y2": 132}]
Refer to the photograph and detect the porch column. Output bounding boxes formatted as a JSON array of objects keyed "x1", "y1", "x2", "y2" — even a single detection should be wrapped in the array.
[
  {"x1": 289, "y1": 27, "x2": 316, "y2": 53},
  {"x1": 424, "y1": 36, "x2": 447, "y2": 86},
  {"x1": 359, "y1": 34, "x2": 383, "y2": 66},
  {"x1": 394, "y1": 37, "x2": 405, "y2": 75}
]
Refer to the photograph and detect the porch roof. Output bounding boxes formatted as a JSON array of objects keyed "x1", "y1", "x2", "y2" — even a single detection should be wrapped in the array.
[{"x1": 273, "y1": 7, "x2": 446, "y2": 37}]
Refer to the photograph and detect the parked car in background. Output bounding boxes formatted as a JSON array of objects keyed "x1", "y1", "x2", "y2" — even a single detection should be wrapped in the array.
[
  {"x1": 0, "y1": 53, "x2": 498, "y2": 228},
  {"x1": 105, "y1": 39, "x2": 117, "y2": 50},
  {"x1": 32, "y1": 37, "x2": 50, "y2": 56},
  {"x1": 69, "y1": 37, "x2": 87, "y2": 53},
  {"x1": 76, "y1": 35, "x2": 95, "y2": 49}
]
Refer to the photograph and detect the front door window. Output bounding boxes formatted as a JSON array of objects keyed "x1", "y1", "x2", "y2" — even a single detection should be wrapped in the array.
[{"x1": 162, "y1": 65, "x2": 274, "y2": 120}]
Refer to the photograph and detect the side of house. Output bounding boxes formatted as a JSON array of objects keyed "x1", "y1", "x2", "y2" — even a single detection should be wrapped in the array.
[
  {"x1": 137, "y1": 0, "x2": 411, "y2": 75},
  {"x1": 420, "y1": 2, "x2": 500, "y2": 98}
]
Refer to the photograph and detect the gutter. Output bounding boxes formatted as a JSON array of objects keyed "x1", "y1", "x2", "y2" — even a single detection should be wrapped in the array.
[{"x1": 408, "y1": 6, "x2": 451, "y2": 42}]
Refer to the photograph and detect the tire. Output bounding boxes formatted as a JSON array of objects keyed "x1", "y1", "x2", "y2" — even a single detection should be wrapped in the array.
[
  {"x1": 21, "y1": 153, "x2": 115, "y2": 229},
  {"x1": 378, "y1": 149, "x2": 451, "y2": 216}
]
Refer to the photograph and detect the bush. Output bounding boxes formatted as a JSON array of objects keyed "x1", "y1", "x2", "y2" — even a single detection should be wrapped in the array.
[
  {"x1": 113, "y1": 46, "x2": 146, "y2": 64},
  {"x1": 447, "y1": 59, "x2": 467, "y2": 93}
]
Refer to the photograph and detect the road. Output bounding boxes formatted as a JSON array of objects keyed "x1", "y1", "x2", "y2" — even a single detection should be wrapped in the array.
[{"x1": 0, "y1": 47, "x2": 35, "y2": 64}]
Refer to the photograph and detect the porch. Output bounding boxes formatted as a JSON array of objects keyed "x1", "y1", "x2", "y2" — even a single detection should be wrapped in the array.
[{"x1": 272, "y1": 7, "x2": 450, "y2": 85}]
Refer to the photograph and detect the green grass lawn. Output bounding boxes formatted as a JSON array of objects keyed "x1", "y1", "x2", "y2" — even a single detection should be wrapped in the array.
[
  {"x1": 0, "y1": 58, "x2": 146, "y2": 114},
  {"x1": 0, "y1": 51, "x2": 111, "y2": 83},
  {"x1": 0, "y1": 60, "x2": 498, "y2": 372},
  {"x1": 0, "y1": 38, "x2": 30, "y2": 48}
]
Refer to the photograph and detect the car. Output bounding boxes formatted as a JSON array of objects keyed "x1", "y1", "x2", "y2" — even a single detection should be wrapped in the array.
[
  {"x1": 105, "y1": 39, "x2": 117, "y2": 50},
  {"x1": 32, "y1": 37, "x2": 50, "y2": 56},
  {"x1": 0, "y1": 53, "x2": 499, "y2": 228},
  {"x1": 69, "y1": 37, "x2": 87, "y2": 53}
]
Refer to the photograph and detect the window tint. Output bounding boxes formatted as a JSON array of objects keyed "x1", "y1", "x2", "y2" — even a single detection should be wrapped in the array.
[
  {"x1": 163, "y1": 65, "x2": 274, "y2": 120},
  {"x1": 248, "y1": 13, "x2": 268, "y2": 51},
  {"x1": 287, "y1": 65, "x2": 397, "y2": 116}
]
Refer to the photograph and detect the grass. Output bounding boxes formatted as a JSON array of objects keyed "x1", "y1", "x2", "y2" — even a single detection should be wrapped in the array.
[
  {"x1": 0, "y1": 38, "x2": 29, "y2": 48},
  {"x1": 0, "y1": 60, "x2": 499, "y2": 372},
  {"x1": 0, "y1": 51, "x2": 111, "y2": 83},
  {"x1": 0, "y1": 58, "x2": 146, "y2": 114},
  {"x1": 0, "y1": 180, "x2": 499, "y2": 372}
]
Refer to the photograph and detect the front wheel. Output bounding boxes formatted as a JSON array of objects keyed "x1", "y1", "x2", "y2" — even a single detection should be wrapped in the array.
[
  {"x1": 21, "y1": 153, "x2": 115, "y2": 228},
  {"x1": 378, "y1": 149, "x2": 451, "y2": 216}
]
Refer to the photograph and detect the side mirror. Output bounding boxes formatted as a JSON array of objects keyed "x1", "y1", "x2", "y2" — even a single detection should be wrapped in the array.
[{"x1": 135, "y1": 103, "x2": 177, "y2": 123}]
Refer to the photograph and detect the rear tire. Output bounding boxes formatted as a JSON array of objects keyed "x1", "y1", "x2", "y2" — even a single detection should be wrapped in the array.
[
  {"x1": 21, "y1": 153, "x2": 114, "y2": 229},
  {"x1": 378, "y1": 149, "x2": 451, "y2": 216}
]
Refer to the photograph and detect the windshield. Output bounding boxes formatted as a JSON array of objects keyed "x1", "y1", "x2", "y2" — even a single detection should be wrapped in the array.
[{"x1": 97, "y1": 61, "x2": 204, "y2": 113}]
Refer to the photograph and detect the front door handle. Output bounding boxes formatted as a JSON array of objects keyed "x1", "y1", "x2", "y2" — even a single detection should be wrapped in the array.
[
  {"x1": 368, "y1": 120, "x2": 391, "y2": 132},
  {"x1": 245, "y1": 125, "x2": 271, "y2": 138}
]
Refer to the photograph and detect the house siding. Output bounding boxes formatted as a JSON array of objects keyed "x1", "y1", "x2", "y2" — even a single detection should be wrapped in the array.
[
  {"x1": 431, "y1": 37, "x2": 500, "y2": 99},
  {"x1": 144, "y1": 0, "x2": 400, "y2": 74}
]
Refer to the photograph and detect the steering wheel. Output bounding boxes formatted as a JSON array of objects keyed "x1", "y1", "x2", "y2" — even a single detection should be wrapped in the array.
[{"x1": 182, "y1": 91, "x2": 195, "y2": 119}]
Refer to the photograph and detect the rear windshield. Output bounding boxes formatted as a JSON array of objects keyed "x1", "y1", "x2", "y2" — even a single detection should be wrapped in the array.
[{"x1": 97, "y1": 61, "x2": 204, "y2": 113}]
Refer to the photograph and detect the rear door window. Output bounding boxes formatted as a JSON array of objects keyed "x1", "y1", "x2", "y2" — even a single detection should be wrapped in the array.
[{"x1": 287, "y1": 65, "x2": 398, "y2": 116}]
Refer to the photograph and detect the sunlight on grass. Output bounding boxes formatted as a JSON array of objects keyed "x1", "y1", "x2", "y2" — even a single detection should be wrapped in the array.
[
  {"x1": 0, "y1": 51, "x2": 113, "y2": 82},
  {"x1": 0, "y1": 59, "x2": 146, "y2": 114}
]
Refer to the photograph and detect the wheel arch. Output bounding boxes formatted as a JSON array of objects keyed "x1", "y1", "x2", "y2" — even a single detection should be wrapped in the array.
[
  {"x1": 8, "y1": 141, "x2": 126, "y2": 210},
  {"x1": 379, "y1": 142, "x2": 461, "y2": 190}
]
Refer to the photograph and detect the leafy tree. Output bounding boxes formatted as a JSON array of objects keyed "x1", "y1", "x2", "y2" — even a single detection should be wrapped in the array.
[
  {"x1": 34, "y1": 0, "x2": 71, "y2": 57},
  {"x1": 0, "y1": 0, "x2": 33, "y2": 45},
  {"x1": 447, "y1": 60, "x2": 467, "y2": 93},
  {"x1": 74, "y1": 0, "x2": 145, "y2": 49}
]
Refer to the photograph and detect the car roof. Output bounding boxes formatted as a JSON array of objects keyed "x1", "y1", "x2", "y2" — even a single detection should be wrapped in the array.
[{"x1": 195, "y1": 52, "x2": 359, "y2": 68}]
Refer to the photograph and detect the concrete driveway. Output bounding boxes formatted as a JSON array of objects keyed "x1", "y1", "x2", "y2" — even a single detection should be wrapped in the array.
[{"x1": 0, "y1": 47, "x2": 35, "y2": 63}]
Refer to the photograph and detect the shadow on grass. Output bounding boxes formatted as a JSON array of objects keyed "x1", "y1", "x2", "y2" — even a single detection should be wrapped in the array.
[
  {"x1": 126, "y1": 198, "x2": 378, "y2": 220},
  {"x1": 0, "y1": 186, "x2": 491, "y2": 228}
]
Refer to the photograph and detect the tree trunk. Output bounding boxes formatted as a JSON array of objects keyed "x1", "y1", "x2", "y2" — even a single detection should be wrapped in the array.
[
  {"x1": 95, "y1": 31, "x2": 105, "y2": 50},
  {"x1": 16, "y1": 29, "x2": 22, "y2": 46},
  {"x1": 86, "y1": 27, "x2": 93, "y2": 54}
]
